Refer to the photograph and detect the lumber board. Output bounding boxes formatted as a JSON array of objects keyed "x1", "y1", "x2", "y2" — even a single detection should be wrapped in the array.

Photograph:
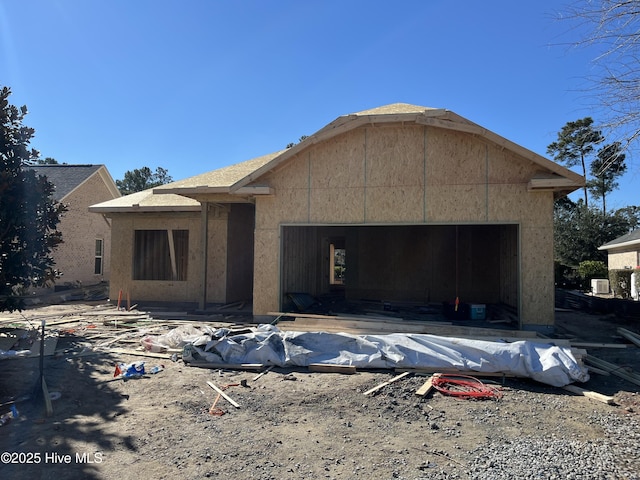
[
  {"x1": 186, "y1": 361, "x2": 265, "y2": 371},
  {"x1": 81, "y1": 311, "x2": 148, "y2": 317},
  {"x1": 569, "y1": 342, "x2": 627, "y2": 349},
  {"x1": 397, "y1": 367, "x2": 515, "y2": 378},
  {"x1": 252, "y1": 365, "x2": 274, "y2": 381},
  {"x1": 107, "y1": 348, "x2": 174, "y2": 359},
  {"x1": 617, "y1": 328, "x2": 640, "y2": 348},
  {"x1": 585, "y1": 355, "x2": 640, "y2": 387},
  {"x1": 363, "y1": 371, "x2": 411, "y2": 395},
  {"x1": 206, "y1": 381, "x2": 240, "y2": 408},
  {"x1": 309, "y1": 364, "x2": 357, "y2": 374},
  {"x1": 562, "y1": 384, "x2": 616, "y2": 405},
  {"x1": 586, "y1": 365, "x2": 610, "y2": 376},
  {"x1": 415, "y1": 374, "x2": 439, "y2": 396},
  {"x1": 278, "y1": 317, "x2": 538, "y2": 339},
  {"x1": 271, "y1": 310, "x2": 453, "y2": 326}
]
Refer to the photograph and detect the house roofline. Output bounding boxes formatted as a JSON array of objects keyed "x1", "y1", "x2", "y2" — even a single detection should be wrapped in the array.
[
  {"x1": 227, "y1": 105, "x2": 584, "y2": 195},
  {"x1": 598, "y1": 238, "x2": 640, "y2": 251}
]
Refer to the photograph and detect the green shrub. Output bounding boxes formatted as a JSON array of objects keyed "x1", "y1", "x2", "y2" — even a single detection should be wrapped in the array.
[
  {"x1": 609, "y1": 269, "x2": 633, "y2": 299},
  {"x1": 578, "y1": 260, "x2": 608, "y2": 291}
]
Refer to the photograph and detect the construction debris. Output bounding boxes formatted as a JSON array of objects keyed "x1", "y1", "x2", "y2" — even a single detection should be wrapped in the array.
[
  {"x1": 206, "y1": 381, "x2": 241, "y2": 408},
  {"x1": 415, "y1": 374, "x2": 439, "y2": 397},
  {"x1": 562, "y1": 384, "x2": 616, "y2": 405},
  {"x1": 618, "y1": 327, "x2": 640, "y2": 348},
  {"x1": 584, "y1": 354, "x2": 640, "y2": 387},
  {"x1": 363, "y1": 372, "x2": 411, "y2": 396}
]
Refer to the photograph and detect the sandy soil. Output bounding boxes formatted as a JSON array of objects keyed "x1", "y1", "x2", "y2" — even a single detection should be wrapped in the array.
[{"x1": 0, "y1": 302, "x2": 639, "y2": 480}]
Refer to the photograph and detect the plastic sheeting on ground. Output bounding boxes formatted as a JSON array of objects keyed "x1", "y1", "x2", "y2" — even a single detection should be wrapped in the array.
[{"x1": 181, "y1": 324, "x2": 590, "y2": 387}]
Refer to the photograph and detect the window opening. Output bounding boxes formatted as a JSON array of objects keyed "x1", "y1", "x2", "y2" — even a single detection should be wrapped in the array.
[
  {"x1": 133, "y1": 230, "x2": 189, "y2": 281},
  {"x1": 330, "y1": 243, "x2": 346, "y2": 285},
  {"x1": 94, "y1": 239, "x2": 103, "y2": 275}
]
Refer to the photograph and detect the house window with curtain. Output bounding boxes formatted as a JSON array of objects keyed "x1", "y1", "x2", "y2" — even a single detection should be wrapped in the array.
[
  {"x1": 94, "y1": 239, "x2": 104, "y2": 275},
  {"x1": 133, "y1": 230, "x2": 189, "y2": 281}
]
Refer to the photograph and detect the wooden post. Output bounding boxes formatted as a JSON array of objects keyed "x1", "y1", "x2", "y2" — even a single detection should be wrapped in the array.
[{"x1": 200, "y1": 202, "x2": 209, "y2": 311}]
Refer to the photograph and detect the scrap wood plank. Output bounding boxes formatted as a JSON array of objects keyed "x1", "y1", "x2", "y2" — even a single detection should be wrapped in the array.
[
  {"x1": 107, "y1": 347, "x2": 173, "y2": 359},
  {"x1": 309, "y1": 364, "x2": 357, "y2": 374},
  {"x1": 186, "y1": 361, "x2": 265, "y2": 371},
  {"x1": 585, "y1": 355, "x2": 640, "y2": 387},
  {"x1": 397, "y1": 367, "x2": 516, "y2": 379},
  {"x1": 617, "y1": 328, "x2": 640, "y2": 348},
  {"x1": 562, "y1": 384, "x2": 616, "y2": 405},
  {"x1": 570, "y1": 342, "x2": 627, "y2": 349},
  {"x1": 82, "y1": 311, "x2": 148, "y2": 317},
  {"x1": 253, "y1": 365, "x2": 274, "y2": 381},
  {"x1": 415, "y1": 374, "x2": 440, "y2": 396},
  {"x1": 586, "y1": 365, "x2": 610, "y2": 376},
  {"x1": 206, "y1": 381, "x2": 240, "y2": 408},
  {"x1": 363, "y1": 371, "x2": 411, "y2": 396}
]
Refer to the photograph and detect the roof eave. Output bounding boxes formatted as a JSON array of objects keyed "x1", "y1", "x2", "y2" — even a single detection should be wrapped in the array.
[
  {"x1": 598, "y1": 239, "x2": 640, "y2": 251},
  {"x1": 89, "y1": 205, "x2": 202, "y2": 214}
]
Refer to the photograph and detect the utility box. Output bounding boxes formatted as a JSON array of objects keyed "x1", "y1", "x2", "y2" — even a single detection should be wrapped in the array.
[
  {"x1": 470, "y1": 304, "x2": 486, "y2": 320},
  {"x1": 591, "y1": 279, "x2": 610, "y2": 295}
]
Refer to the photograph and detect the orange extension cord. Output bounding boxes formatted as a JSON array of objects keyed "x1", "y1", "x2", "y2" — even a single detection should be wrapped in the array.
[{"x1": 431, "y1": 374, "x2": 503, "y2": 400}]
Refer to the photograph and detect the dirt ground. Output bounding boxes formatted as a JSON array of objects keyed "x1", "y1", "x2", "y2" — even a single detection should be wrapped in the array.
[{"x1": 1, "y1": 301, "x2": 639, "y2": 480}]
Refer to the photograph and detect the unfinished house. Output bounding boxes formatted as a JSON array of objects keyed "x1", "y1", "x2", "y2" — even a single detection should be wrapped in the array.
[
  {"x1": 28, "y1": 164, "x2": 120, "y2": 289},
  {"x1": 90, "y1": 104, "x2": 584, "y2": 332}
]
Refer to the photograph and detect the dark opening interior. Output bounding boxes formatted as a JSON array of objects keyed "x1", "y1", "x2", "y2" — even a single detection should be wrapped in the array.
[{"x1": 281, "y1": 224, "x2": 519, "y2": 322}]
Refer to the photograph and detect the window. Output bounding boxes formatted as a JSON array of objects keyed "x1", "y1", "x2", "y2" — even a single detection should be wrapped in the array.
[
  {"x1": 133, "y1": 230, "x2": 189, "y2": 281},
  {"x1": 94, "y1": 239, "x2": 103, "y2": 275},
  {"x1": 330, "y1": 242, "x2": 346, "y2": 285}
]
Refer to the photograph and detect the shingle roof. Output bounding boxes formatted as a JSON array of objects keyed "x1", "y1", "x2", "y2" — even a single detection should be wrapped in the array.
[
  {"x1": 155, "y1": 151, "x2": 281, "y2": 193},
  {"x1": 89, "y1": 188, "x2": 201, "y2": 213},
  {"x1": 598, "y1": 229, "x2": 640, "y2": 250},
  {"x1": 27, "y1": 164, "x2": 103, "y2": 201}
]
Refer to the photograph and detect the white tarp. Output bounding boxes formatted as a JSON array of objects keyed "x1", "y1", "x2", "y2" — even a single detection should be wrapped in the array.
[{"x1": 181, "y1": 324, "x2": 589, "y2": 387}]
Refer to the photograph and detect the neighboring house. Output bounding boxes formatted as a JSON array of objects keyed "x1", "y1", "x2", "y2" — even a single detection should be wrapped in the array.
[
  {"x1": 598, "y1": 229, "x2": 640, "y2": 270},
  {"x1": 28, "y1": 164, "x2": 120, "y2": 289},
  {"x1": 90, "y1": 104, "x2": 583, "y2": 333}
]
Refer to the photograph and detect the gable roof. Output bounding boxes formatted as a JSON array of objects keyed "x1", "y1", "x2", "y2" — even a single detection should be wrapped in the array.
[
  {"x1": 91, "y1": 103, "x2": 585, "y2": 212},
  {"x1": 598, "y1": 229, "x2": 640, "y2": 251},
  {"x1": 27, "y1": 164, "x2": 120, "y2": 201},
  {"x1": 225, "y1": 103, "x2": 584, "y2": 197}
]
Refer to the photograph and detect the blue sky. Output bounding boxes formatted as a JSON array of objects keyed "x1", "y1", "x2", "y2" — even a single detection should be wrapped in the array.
[{"x1": 1, "y1": 1, "x2": 638, "y2": 209}]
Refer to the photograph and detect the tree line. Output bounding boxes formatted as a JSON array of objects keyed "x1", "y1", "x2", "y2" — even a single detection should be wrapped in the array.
[{"x1": 548, "y1": 116, "x2": 639, "y2": 285}]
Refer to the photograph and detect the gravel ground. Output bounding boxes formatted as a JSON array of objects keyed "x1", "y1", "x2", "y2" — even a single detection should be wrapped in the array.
[{"x1": 0, "y1": 304, "x2": 639, "y2": 479}]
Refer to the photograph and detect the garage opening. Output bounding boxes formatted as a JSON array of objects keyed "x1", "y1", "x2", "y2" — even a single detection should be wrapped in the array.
[{"x1": 280, "y1": 224, "x2": 519, "y2": 323}]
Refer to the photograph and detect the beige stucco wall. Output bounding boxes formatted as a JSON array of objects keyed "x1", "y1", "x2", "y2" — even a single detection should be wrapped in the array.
[
  {"x1": 107, "y1": 207, "x2": 229, "y2": 305},
  {"x1": 252, "y1": 124, "x2": 556, "y2": 328},
  {"x1": 53, "y1": 172, "x2": 117, "y2": 287},
  {"x1": 607, "y1": 249, "x2": 640, "y2": 270}
]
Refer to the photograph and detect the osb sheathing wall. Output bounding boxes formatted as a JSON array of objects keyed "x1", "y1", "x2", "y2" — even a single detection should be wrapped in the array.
[
  {"x1": 54, "y1": 172, "x2": 115, "y2": 286},
  {"x1": 253, "y1": 124, "x2": 555, "y2": 328},
  {"x1": 108, "y1": 209, "x2": 229, "y2": 305}
]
